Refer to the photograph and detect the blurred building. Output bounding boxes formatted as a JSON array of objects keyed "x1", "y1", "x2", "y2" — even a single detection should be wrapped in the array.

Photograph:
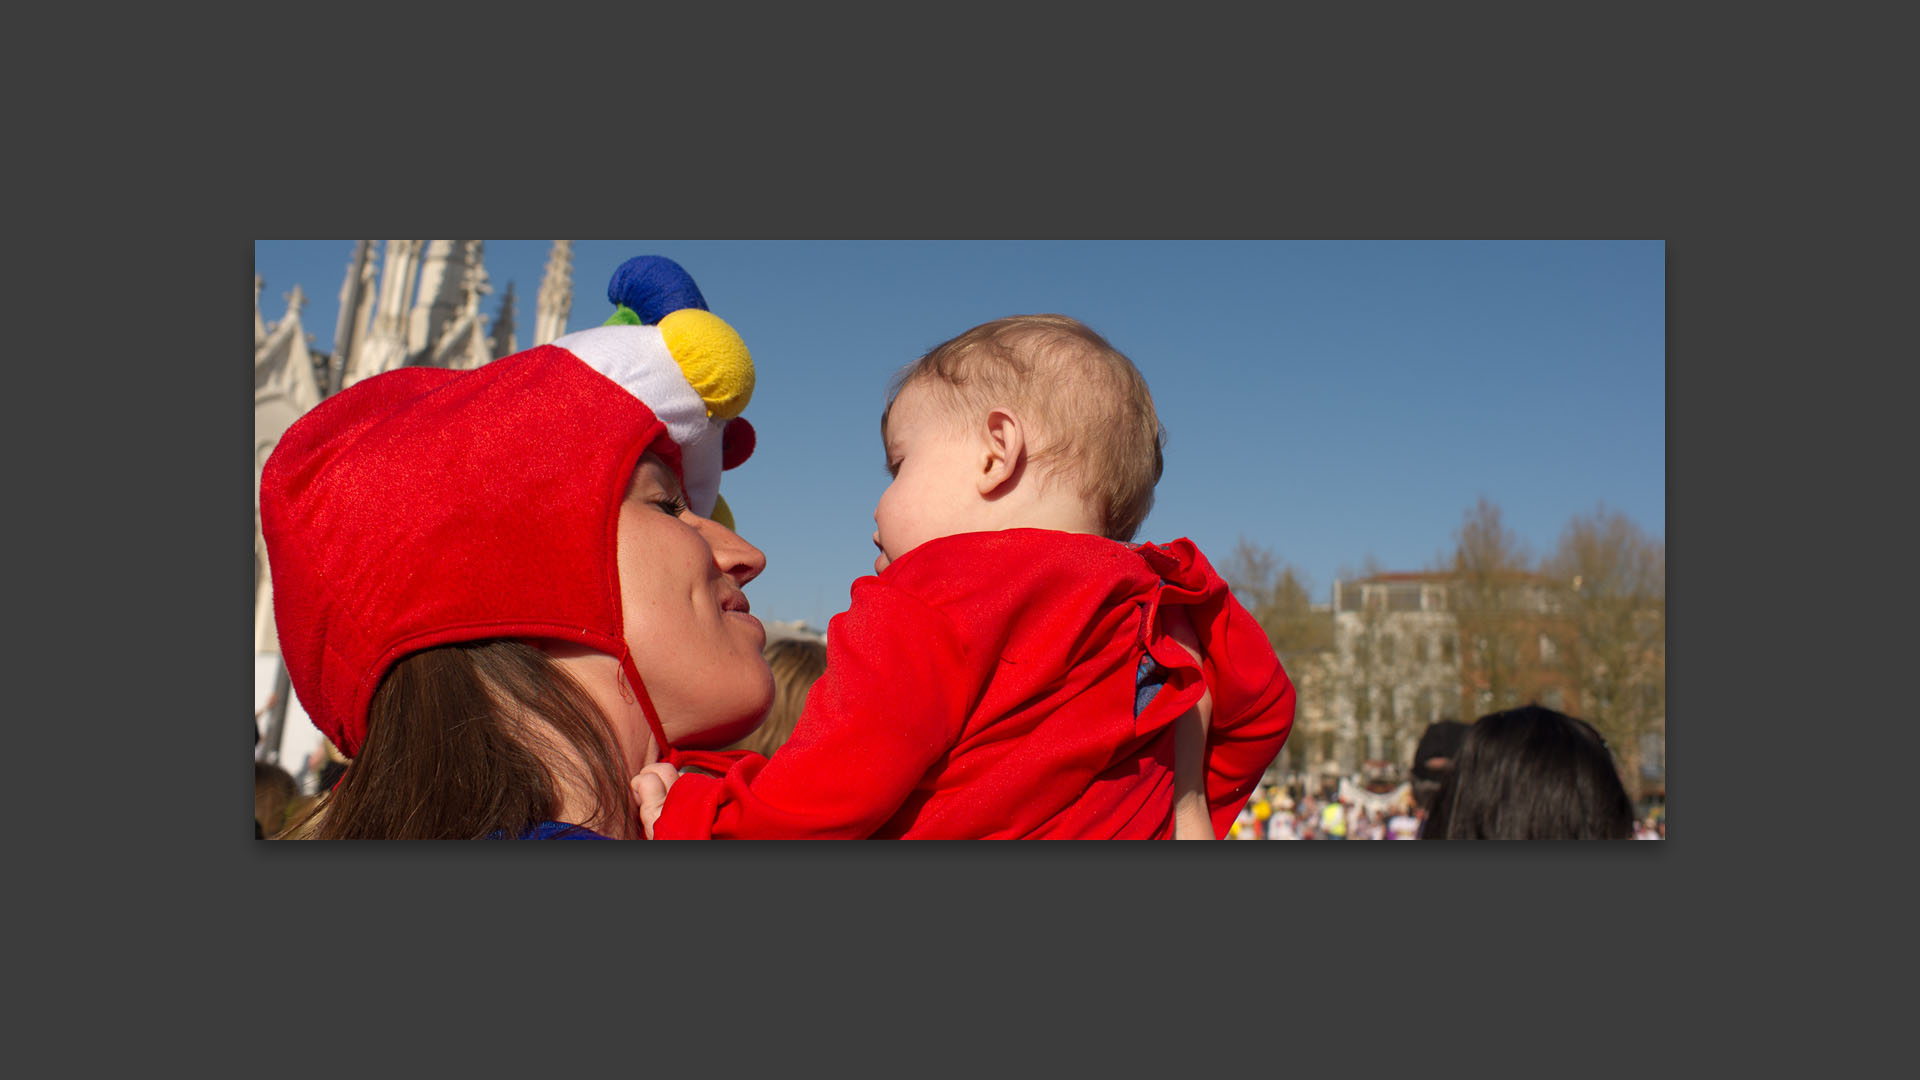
[
  {"x1": 765, "y1": 619, "x2": 828, "y2": 644},
  {"x1": 1324, "y1": 571, "x2": 1580, "y2": 778},
  {"x1": 1269, "y1": 644, "x2": 1335, "y2": 781}
]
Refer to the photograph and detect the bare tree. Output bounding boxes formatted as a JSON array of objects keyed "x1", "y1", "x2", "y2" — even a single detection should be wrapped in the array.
[
  {"x1": 1220, "y1": 537, "x2": 1333, "y2": 660},
  {"x1": 1448, "y1": 496, "x2": 1539, "y2": 717},
  {"x1": 1220, "y1": 538, "x2": 1334, "y2": 777},
  {"x1": 1545, "y1": 504, "x2": 1665, "y2": 800}
]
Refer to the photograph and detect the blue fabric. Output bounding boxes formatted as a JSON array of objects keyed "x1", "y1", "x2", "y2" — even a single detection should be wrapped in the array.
[
  {"x1": 512, "y1": 821, "x2": 611, "y2": 840},
  {"x1": 606, "y1": 255, "x2": 709, "y2": 324},
  {"x1": 1135, "y1": 654, "x2": 1169, "y2": 714}
]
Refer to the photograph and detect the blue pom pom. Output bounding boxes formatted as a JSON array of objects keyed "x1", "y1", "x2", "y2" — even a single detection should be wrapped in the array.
[{"x1": 606, "y1": 255, "x2": 710, "y2": 324}]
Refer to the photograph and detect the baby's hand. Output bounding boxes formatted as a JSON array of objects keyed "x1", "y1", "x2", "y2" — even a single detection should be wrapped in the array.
[{"x1": 631, "y1": 762, "x2": 681, "y2": 840}]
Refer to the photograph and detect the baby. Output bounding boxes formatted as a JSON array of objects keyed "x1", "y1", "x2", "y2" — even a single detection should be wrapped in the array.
[{"x1": 641, "y1": 315, "x2": 1295, "y2": 838}]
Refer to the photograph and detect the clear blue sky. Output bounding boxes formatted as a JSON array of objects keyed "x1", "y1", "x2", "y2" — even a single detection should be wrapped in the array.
[{"x1": 255, "y1": 240, "x2": 1664, "y2": 629}]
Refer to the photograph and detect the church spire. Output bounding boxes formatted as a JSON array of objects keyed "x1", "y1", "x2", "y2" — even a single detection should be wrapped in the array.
[
  {"x1": 255, "y1": 280, "x2": 320, "y2": 417},
  {"x1": 534, "y1": 240, "x2": 573, "y2": 345},
  {"x1": 327, "y1": 240, "x2": 375, "y2": 396},
  {"x1": 350, "y1": 240, "x2": 423, "y2": 387},
  {"x1": 490, "y1": 280, "x2": 518, "y2": 359}
]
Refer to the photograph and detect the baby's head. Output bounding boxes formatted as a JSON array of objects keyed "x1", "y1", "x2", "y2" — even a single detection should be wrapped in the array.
[{"x1": 872, "y1": 314, "x2": 1164, "y2": 572}]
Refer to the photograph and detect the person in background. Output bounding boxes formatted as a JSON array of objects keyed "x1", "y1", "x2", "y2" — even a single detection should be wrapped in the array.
[
  {"x1": 1364, "y1": 807, "x2": 1387, "y2": 841},
  {"x1": 1231, "y1": 801, "x2": 1261, "y2": 839},
  {"x1": 1249, "y1": 789, "x2": 1273, "y2": 837},
  {"x1": 1419, "y1": 705, "x2": 1636, "y2": 840},
  {"x1": 1268, "y1": 803, "x2": 1299, "y2": 840},
  {"x1": 1387, "y1": 804, "x2": 1421, "y2": 840},
  {"x1": 317, "y1": 755, "x2": 348, "y2": 795},
  {"x1": 1320, "y1": 798, "x2": 1347, "y2": 840},
  {"x1": 725, "y1": 637, "x2": 828, "y2": 759},
  {"x1": 255, "y1": 761, "x2": 300, "y2": 839},
  {"x1": 1409, "y1": 720, "x2": 1469, "y2": 817}
]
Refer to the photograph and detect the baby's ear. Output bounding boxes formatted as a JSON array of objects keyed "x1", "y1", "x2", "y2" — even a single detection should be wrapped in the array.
[{"x1": 979, "y1": 407, "x2": 1024, "y2": 495}]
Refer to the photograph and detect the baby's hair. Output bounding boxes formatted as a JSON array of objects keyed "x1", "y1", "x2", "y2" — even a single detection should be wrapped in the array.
[{"x1": 883, "y1": 314, "x2": 1165, "y2": 541}]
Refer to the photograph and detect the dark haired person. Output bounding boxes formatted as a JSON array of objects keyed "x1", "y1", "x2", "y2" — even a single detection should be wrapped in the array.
[
  {"x1": 1408, "y1": 719, "x2": 1468, "y2": 817},
  {"x1": 1419, "y1": 706, "x2": 1635, "y2": 840}
]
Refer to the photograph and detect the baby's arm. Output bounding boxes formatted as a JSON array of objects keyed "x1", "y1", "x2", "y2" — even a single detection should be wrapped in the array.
[
  {"x1": 1195, "y1": 597, "x2": 1296, "y2": 837},
  {"x1": 650, "y1": 581, "x2": 970, "y2": 839},
  {"x1": 1163, "y1": 604, "x2": 1216, "y2": 840}
]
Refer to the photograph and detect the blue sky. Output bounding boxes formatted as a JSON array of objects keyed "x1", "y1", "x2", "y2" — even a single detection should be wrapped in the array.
[{"x1": 255, "y1": 240, "x2": 1664, "y2": 629}]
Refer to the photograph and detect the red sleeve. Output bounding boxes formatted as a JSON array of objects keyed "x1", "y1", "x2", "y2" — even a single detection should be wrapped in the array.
[
  {"x1": 1140, "y1": 539, "x2": 1297, "y2": 838},
  {"x1": 1198, "y1": 594, "x2": 1296, "y2": 838},
  {"x1": 652, "y1": 580, "x2": 974, "y2": 839}
]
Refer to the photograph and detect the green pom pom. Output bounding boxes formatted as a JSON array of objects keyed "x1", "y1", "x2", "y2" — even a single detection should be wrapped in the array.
[{"x1": 603, "y1": 304, "x2": 644, "y2": 327}]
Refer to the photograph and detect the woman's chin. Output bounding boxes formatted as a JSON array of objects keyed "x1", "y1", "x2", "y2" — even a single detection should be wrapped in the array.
[{"x1": 669, "y1": 696, "x2": 775, "y2": 750}]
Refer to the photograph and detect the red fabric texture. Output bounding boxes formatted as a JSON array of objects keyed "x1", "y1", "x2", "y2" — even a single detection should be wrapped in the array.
[
  {"x1": 259, "y1": 346, "x2": 680, "y2": 758},
  {"x1": 652, "y1": 530, "x2": 1295, "y2": 839}
]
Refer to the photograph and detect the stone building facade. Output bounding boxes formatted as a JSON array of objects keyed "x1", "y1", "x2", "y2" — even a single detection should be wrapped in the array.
[
  {"x1": 1329, "y1": 574, "x2": 1463, "y2": 776},
  {"x1": 1319, "y1": 571, "x2": 1581, "y2": 779}
]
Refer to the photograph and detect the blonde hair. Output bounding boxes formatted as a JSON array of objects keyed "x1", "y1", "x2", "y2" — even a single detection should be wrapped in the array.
[
  {"x1": 884, "y1": 314, "x2": 1165, "y2": 541},
  {"x1": 726, "y1": 637, "x2": 829, "y2": 758}
]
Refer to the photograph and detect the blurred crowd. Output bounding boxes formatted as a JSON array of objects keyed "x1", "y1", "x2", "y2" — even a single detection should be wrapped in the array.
[
  {"x1": 1227, "y1": 713, "x2": 1665, "y2": 840},
  {"x1": 1223, "y1": 779, "x2": 1665, "y2": 840}
]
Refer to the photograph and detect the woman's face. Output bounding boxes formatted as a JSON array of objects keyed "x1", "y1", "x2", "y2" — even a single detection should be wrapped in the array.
[{"x1": 617, "y1": 453, "x2": 776, "y2": 750}]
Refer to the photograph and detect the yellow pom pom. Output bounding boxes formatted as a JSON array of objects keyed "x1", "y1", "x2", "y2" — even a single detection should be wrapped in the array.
[
  {"x1": 1253, "y1": 800, "x2": 1271, "y2": 821},
  {"x1": 659, "y1": 309, "x2": 754, "y2": 420},
  {"x1": 708, "y1": 492, "x2": 735, "y2": 532}
]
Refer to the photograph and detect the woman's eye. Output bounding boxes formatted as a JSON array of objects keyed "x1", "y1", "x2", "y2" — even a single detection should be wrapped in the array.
[{"x1": 654, "y1": 495, "x2": 690, "y2": 517}]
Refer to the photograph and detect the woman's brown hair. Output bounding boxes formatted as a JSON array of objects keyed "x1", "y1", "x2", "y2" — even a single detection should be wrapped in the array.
[{"x1": 282, "y1": 639, "x2": 634, "y2": 839}]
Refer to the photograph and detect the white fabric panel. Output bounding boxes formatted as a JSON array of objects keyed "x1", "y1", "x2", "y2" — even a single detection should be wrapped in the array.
[{"x1": 552, "y1": 325, "x2": 726, "y2": 516}]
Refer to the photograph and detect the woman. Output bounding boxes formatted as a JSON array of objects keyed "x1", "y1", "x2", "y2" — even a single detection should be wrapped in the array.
[
  {"x1": 1418, "y1": 705, "x2": 1635, "y2": 840},
  {"x1": 266, "y1": 257, "x2": 774, "y2": 839}
]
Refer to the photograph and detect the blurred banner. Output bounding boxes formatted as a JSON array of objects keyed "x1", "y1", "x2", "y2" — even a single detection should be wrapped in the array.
[{"x1": 1338, "y1": 778, "x2": 1411, "y2": 816}]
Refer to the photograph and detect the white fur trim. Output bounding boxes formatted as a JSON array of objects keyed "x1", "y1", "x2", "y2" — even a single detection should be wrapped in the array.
[
  {"x1": 553, "y1": 325, "x2": 726, "y2": 516},
  {"x1": 679, "y1": 419, "x2": 725, "y2": 519}
]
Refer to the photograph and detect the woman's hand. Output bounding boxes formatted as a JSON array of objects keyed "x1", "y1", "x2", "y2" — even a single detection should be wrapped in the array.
[{"x1": 631, "y1": 762, "x2": 681, "y2": 839}]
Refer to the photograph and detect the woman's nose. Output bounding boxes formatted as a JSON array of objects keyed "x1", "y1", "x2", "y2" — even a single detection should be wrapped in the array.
[{"x1": 700, "y1": 517, "x2": 767, "y2": 585}]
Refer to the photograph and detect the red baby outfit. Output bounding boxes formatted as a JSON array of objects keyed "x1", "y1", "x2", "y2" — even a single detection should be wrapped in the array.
[{"x1": 653, "y1": 529, "x2": 1295, "y2": 839}]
